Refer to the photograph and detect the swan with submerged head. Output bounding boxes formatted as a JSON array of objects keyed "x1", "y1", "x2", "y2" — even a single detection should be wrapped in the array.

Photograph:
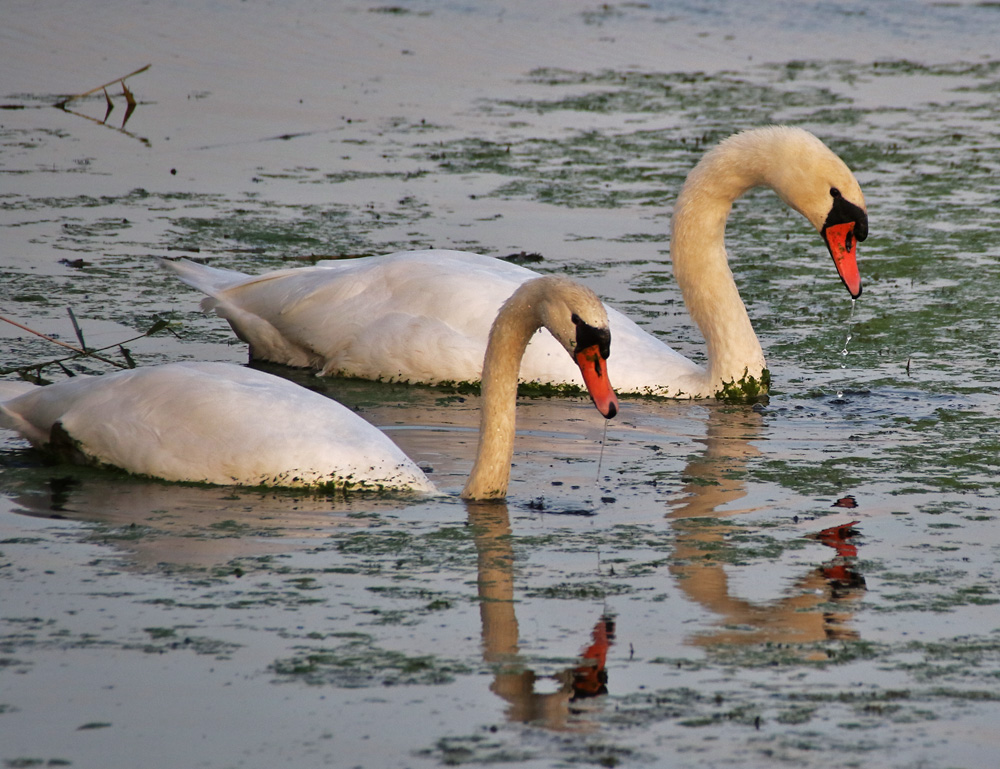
[
  {"x1": 0, "y1": 276, "x2": 617, "y2": 500},
  {"x1": 161, "y1": 125, "x2": 867, "y2": 400}
]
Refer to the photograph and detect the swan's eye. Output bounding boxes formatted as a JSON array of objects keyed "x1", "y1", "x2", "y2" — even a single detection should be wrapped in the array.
[
  {"x1": 830, "y1": 187, "x2": 842, "y2": 198},
  {"x1": 572, "y1": 313, "x2": 611, "y2": 360}
]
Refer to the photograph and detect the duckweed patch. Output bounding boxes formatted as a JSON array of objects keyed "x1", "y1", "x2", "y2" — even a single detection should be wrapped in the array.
[
  {"x1": 133, "y1": 634, "x2": 241, "y2": 659},
  {"x1": 430, "y1": 377, "x2": 592, "y2": 399},
  {"x1": 415, "y1": 736, "x2": 535, "y2": 766},
  {"x1": 754, "y1": 395, "x2": 1000, "y2": 499},
  {"x1": 599, "y1": 668, "x2": 982, "y2": 755},
  {"x1": 514, "y1": 67, "x2": 848, "y2": 118},
  {"x1": 668, "y1": 518, "x2": 813, "y2": 568},
  {"x1": 523, "y1": 580, "x2": 637, "y2": 600},
  {"x1": 270, "y1": 632, "x2": 471, "y2": 687},
  {"x1": 715, "y1": 369, "x2": 771, "y2": 403},
  {"x1": 1, "y1": 615, "x2": 238, "y2": 660},
  {"x1": 333, "y1": 526, "x2": 478, "y2": 571}
]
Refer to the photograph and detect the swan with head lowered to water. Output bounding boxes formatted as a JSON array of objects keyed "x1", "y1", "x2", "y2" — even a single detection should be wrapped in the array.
[
  {"x1": 0, "y1": 276, "x2": 617, "y2": 500},
  {"x1": 161, "y1": 125, "x2": 868, "y2": 400}
]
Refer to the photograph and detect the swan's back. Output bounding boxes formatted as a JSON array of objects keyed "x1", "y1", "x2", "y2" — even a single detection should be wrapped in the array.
[
  {"x1": 165, "y1": 251, "x2": 539, "y2": 381},
  {"x1": 0, "y1": 362, "x2": 435, "y2": 491},
  {"x1": 162, "y1": 251, "x2": 701, "y2": 395}
]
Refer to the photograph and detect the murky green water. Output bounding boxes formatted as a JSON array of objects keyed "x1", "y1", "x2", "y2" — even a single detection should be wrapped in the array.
[{"x1": 3, "y1": 1, "x2": 1000, "y2": 767}]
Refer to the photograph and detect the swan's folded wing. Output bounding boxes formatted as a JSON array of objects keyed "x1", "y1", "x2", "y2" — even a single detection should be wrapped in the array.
[
  {"x1": 4, "y1": 363, "x2": 435, "y2": 490},
  {"x1": 604, "y1": 308, "x2": 708, "y2": 398},
  {"x1": 202, "y1": 251, "x2": 545, "y2": 384},
  {"x1": 1, "y1": 401, "x2": 50, "y2": 446}
]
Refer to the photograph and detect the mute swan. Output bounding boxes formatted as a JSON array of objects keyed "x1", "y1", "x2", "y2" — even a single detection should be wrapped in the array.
[
  {"x1": 0, "y1": 276, "x2": 618, "y2": 500},
  {"x1": 162, "y1": 125, "x2": 867, "y2": 399}
]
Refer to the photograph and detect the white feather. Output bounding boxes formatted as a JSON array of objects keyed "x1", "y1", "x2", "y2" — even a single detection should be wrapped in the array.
[
  {"x1": 1, "y1": 277, "x2": 617, "y2": 497},
  {"x1": 0, "y1": 362, "x2": 434, "y2": 491},
  {"x1": 163, "y1": 127, "x2": 866, "y2": 398}
]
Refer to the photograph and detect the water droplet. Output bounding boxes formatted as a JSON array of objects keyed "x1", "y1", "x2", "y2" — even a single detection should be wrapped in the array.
[{"x1": 839, "y1": 300, "x2": 857, "y2": 369}]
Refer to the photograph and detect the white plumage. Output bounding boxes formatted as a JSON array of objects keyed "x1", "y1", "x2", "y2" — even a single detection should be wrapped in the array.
[
  {"x1": 0, "y1": 362, "x2": 435, "y2": 491},
  {"x1": 163, "y1": 126, "x2": 867, "y2": 399},
  {"x1": 0, "y1": 276, "x2": 618, "y2": 498}
]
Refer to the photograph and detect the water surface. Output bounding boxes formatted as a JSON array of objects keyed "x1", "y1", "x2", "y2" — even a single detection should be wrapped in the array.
[{"x1": 3, "y1": 1, "x2": 1000, "y2": 767}]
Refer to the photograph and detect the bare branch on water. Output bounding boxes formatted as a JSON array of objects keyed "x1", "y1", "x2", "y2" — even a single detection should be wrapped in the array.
[
  {"x1": 53, "y1": 64, "x2": 152, "y2": 144},
  {"x1": 54, "y1": 64, "x2": 152, "y2": 108},
  {"x1": 0, "y1": 314, "x2": 170, "y2": 379},
  {"x1": 66, "y1": 307, "x2": 88, "y2": 351}
]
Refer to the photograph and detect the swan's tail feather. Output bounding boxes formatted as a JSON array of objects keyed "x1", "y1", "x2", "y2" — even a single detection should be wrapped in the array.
[
  {"x1": 156, "y1": 257, "x2": 251, "y2": 296},
  {"x1": 0, "y1": 380, "x2": 39, "y2": 402},
  {"x1": 1, "y1": 381, "x2": 46, "y2": 444}
]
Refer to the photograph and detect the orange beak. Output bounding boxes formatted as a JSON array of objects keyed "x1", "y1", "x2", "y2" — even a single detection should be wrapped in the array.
[
  {"x1": 574, "y1": 344, "x2": 618, "y2": 419},
  {"x1": 824, "y1": 221, "x2": 862, "y2": 298}
]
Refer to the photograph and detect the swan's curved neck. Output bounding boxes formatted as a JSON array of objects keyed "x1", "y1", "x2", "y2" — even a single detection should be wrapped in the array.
[
  {"x1": 461, "y1": 285, "x2": 545, "y2": 501},
  {"x1": 671, "y1": 142, "x2": 769, "y2": 395}
]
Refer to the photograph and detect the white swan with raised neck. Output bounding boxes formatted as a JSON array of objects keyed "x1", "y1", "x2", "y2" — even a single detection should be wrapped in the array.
[
  {"x1": 161, "y1": 125, "x2": 867, "y2": 400},
  {"x1": 0, "y1": 277, "x2": 617, "y2": 500}
]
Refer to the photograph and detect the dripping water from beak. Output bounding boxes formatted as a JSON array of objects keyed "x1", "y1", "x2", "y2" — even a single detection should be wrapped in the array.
[
  {"x1": 596, "y1": 418, "x2": 609, "y2": 485},
  {"x1": 836, "y1": 297, "x2": 858, "y2": 399}
]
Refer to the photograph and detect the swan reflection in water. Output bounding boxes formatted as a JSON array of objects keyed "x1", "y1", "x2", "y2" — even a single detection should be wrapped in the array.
[
  {"x1": 3, "y1": 399, "x2": 865, "y2": 726},
  {"x1": 4, "y1": 472, "x2": 617, "y2": 731},
  {"x1": 468, "y1": 500, "x2": 614, "y2": 730},
  {"x1": 2, "y1": 472, "x2": 389, "y2": 567},
  {"x1": 667, "y1": 405, "x2": 866, "y2": 648}
]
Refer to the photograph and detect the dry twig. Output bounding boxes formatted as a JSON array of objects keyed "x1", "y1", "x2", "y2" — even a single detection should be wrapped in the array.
[
  {"x1": 54, "y1": 64, "x2": 151, "y2": 108},
  {"x1": 0, "y1": 311, "x2": 170, "y2": 381}
]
